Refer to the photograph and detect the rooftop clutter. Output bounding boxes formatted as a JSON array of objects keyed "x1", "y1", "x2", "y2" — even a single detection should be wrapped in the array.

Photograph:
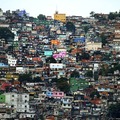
[{"x1": 0, "y1": 8, "x2": 119, "y2": 119}]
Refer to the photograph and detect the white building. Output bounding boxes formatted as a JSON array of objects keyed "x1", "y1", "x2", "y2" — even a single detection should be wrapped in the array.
[
  {"x1": 61, "y1": 103, "x2": 72, "y2": 109},
  {"x1": 7, "y1": 54, "x2": 17, "y2": 67},
  {"x1": 14, "y1": 36, "x2": 19, "y2": 41},
  {"x1": 50, "y1": 63, "x2": 65, "y2": 69},
  {"x1": 4, "y1": 93, "x2": 31, "y2": 113},
  {"x1": 61, "y1": 96, "x2": 73, "y2": 109},
  {"x1": 16, "y1": 67, "x2": 29, "y2": 73},
  {"x1": 94, "y1": 63, "x2": 99, "y2": 71},
  {"x1": 8, "y1": 58, "x2": 17, "y2": 67},
  {"x1": 18, "y1": 94, "x2": 36, "y2": 119},
  {"x1": 19, "y1": 113, "x2": 35, "y2": 119},
  {"x1": 12, "y1": 30, "x2": 17, "y2": 36},
  {"x1": 4, "y1": 93, "x2": 19, "y2": 113},
  {"x1": 17, "y1": 93, "x2": 30, "y2": 113},
  {"x1": 38, "y1": 92, "x2": 46, "y2": 101},
  {"x1": 0, "y1": 9, "x2": 3, "y2": 16},
  {"x1": 0, "y1": 103, "x2": 17, "y2": 119},
  {"x1": 85, "y1": 41, "x2": 102, "y2": 51},
  {"x1": 57, "y1": 48, "x2": 67, "y2": 52}
]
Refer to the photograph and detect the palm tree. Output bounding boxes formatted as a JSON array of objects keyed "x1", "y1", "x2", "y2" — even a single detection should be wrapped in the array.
[{"x1": 90, "y1": 11, "x2": 95, "y2": 17}]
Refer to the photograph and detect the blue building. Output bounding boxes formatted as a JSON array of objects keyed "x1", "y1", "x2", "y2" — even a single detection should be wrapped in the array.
[
  {"x1": 0, "y1": 63, "x2": 9, "y2": 68},
  {"x1": 18, "y1": 10, "x2": 29, "y2": 17},
  {"x1": 73, "y1": 37, "x2": 85, "y2": 43},
  {"x1": 46, "y1": 91, "x2": 53, "y2": 98}
]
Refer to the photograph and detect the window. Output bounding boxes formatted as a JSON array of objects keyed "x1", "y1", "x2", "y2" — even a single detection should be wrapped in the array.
[
  {"x1": 12, "y1": 95, "x2": 14, "y2": 97},
  {"x1": 59, "y1": 92, "x2": 62, "y2": 95},
  {"x1": 64, "y1": 104, "x2": 66, "y2": 106},
  {"x1": 68, "y1": 99, "x2": 71, "y2": 102},
  {"x1": 11, "y1": 105, "x2": 14, "y2": 108}
]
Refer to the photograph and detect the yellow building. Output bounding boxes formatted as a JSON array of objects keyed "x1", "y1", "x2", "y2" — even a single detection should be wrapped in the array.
[
  {"x1": 54, "y1": 11, "x2": 66, "y2": 23},
  {"x1": 6, "y1": 73, "x2": 19, "y2": 80}
]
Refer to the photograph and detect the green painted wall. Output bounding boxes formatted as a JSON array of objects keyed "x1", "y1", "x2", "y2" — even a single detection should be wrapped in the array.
[
  {"x1": 0, "y1": 95, "x2": 5, "y2": 103},
  {"x1": 70, "y1": 78, "x2": 89, "y2": 92}
]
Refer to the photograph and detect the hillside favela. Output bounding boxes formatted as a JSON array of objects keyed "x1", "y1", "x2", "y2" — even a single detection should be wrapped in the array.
[{"x1": 0, "y1": 8, "x2": 120, "y2": 120}]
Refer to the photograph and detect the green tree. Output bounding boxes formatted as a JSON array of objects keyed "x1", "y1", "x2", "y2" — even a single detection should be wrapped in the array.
[
  {"x1": 37, "y1": 14, "x2": 46, "y2": 21},
  {"x1": 102, "y1": 53, "x2": 111, "y2": 61},
  {"x1": 6, "y1": 45, "x2": 14, "y2": 52},
  {"x1": 54, "y1": 77, "x2": 70, "y2": 93},
  {"x1": 108, "y1": 12, "x2": 116, "y2": 20},
  {"x1": 83, "y1": 26, "x2": 89, "y2": 33},
  {"x1": 39, "y1": 115, "x2": 44, "y2": 120},
  {"x1": 100, "y1": 33, "x2": 108, "y2": 46},
  {"x1": 29, "y1": 16, "x2": 35, "y2": 22},
  {"x1": 18, "y1": 73, "x2": 32, "y2": 83},
  {"x1": 46, "y1": 56, "x2": 57, "y2": 63},
  {"x1": 81, "y1": 51, "x2": 90, "y2": 60},
  {"x1": 56, "y1": 77, "x2": 70, "y2": 93},
  {"x1": 94, "y1": 14, "x2": 100, "y2": 19},
  {"x1": 65, "y1": 22, "x2": 75, "y2": 33},
  {"x1": 107, "y1": 103, "x2": 120, "y2": 118},
  {"x1": 114, "y1": 64, "x2": 120, "y2": 71},
  {"x1": 85, "y1": 70, "x2": 93, "y2": 78},
  {"x1": 107, "y1": 63, "x2": 119, "y2": 75},
  {"x1": 51, "y1": 78, "x2": 58, "y2": 83},
  {"x1": 100, "y1": 64, "x2": 109, "y2": 76},
  {"x1": 94, "y1": 71, "x2": 99, "y2": 81},
  {"x1": 68, "y1": 48, "x2": 73, "y2": 53},
  {"x1": 108, "y1": 12, "x2": 119, "y2": 20},
  {"x1": 90, "y1": 90, "x2": 100, "y2": 99},
  {"x1": 33, "y1": 76, "x2": 42, "y2": 82},
  {"x1": 0, "y1": 90, "x2": 4, "y2": 94},
  {"x1": 0, "y1": 27, "x2": 14, "y2": 43},
  {"x1": 90, "y1": 11, "x2": 95, "y2": 17},
  {"x1": 70, "y1": 70, "x2": 80, "y2": 78}
]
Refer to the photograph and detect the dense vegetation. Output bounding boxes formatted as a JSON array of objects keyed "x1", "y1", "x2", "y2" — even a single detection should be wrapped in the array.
[
  {"x1": 107, "y1": 103, "x2": 120, "y2": 118},
  {"x1": 0, "y1": 27, "x2": 14, "y2": 43}
]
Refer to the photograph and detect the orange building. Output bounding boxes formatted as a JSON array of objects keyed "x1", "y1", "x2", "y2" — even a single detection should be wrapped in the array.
[
  {"x1": 51, "y1": 40, "x2": 60, "y2": 45},
  {"x1": 32, "y1": 57, "x2": 41, "y2": 62},
  {"x1": 46, "y1": 116, "x2": 55, "y2": 120}
]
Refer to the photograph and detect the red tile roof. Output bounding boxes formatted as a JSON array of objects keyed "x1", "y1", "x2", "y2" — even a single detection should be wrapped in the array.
[
  {"x1": 32, "y1": 57, "x2": 41, "y2": 62},
  {"x1": 1, "y1": 82, "x2": 11, "y2": 90},
  {"x1": 91, "y1": 98, "x2": 101, "y2": 105}
]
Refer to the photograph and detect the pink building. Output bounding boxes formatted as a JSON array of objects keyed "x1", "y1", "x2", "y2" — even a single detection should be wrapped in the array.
[{"x1": 52, "y1": 91, "x2": 64, "y2": 99}]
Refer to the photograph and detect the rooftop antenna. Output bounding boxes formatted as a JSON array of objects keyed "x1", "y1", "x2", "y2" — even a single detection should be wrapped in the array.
[{"x1": 55, "y1": 4, "x2": 58, "y2": 14}]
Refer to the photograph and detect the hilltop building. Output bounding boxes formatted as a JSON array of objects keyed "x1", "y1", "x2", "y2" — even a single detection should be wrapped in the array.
[{"x1": 54, "y1": 11, "x2": 66, "y2": 23}]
